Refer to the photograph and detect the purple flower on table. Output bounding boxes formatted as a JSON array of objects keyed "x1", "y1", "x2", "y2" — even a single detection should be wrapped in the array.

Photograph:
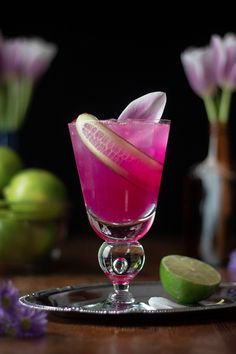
[
  {"x1": 0, "y1": 280, "x2": 19, "y2": 314},
  {"x1": 0, "y1": 308, "x2": 5, "y2": 335},
  {"x1": 14, "y1": 306, "x2": 48, "y2": 338},
  {"x1": 227, "y1": 249, "x2": 236, "y2": 270},
  {"x1": 211, "y1": 33, "x2": 236, "y2": 89},
  {"x1": 0, "y1": 308, "x2": 17, "y2": 337},
  {"x1": 0, "y1": 280, "x2": 48, "y2": 338},
  {"x1": 181, "y1": 45, "x2": 218, "y2": 97}
]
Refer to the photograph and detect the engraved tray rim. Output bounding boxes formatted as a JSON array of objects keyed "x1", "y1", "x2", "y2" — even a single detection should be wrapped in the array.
[{"x1": 19, "y1": 281, "x2": 236, "y2": 319}]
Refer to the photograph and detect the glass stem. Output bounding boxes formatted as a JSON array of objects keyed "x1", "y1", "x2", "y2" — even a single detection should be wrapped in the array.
[
  {"x1": 98, "y1": 241, "x2": 145, "y2": 308},
  {"x1": 109, "y1": 283, "x2": 135, "y2": 304}
]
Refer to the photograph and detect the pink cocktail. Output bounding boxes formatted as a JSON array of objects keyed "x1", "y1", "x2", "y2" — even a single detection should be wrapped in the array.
[{"x1": 68, "y1": 114, "x2": 170, "y2": 311}]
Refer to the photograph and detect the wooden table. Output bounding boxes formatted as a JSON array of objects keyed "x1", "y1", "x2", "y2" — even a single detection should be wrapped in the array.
[
  {"x1": 1, "y1": 236, "x2": 236, "y2": 354},
  {"x1": 1, "y1": 270, "x2": 236, "y2": 354}
]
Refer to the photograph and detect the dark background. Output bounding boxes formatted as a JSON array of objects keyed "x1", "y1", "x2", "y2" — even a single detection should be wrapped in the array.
[{"x1": 1, "y1": 23, "x2": 236, "y2": 237}]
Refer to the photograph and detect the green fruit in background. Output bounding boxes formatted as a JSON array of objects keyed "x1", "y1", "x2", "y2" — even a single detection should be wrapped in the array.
[
  {"x1": 0, "y1": 146, "x2": 23, "y2": 194},
  {"x1": 0, "y1": 209, "x2": 60, "y2": 262},
  {"x1": 0, "y1": 209, "x2": 30, "y2": 261},
  {"x1": 29, "y1": 221, "x2": 60, "y2": 257},
  {"x1": 3, "y1": 168, "x2": 68, "y2": 219}
]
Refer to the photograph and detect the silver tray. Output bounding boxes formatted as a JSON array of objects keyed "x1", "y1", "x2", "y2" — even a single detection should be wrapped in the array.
[{"x1": 19, "y1": 281, "x2": 236, "y2": 322}]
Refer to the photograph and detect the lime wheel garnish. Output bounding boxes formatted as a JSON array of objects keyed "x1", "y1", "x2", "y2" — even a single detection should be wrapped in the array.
[{"x1": 76, "y1": 113, "x2": 162, "y2": 190}]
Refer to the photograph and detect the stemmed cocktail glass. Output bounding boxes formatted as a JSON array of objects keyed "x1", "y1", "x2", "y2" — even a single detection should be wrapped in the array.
[{"x1": 68, "y1": 111, "x2": 170, "y2": 312}]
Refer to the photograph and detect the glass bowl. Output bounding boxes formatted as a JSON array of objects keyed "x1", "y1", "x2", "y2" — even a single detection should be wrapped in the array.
[{"x1": 0, "y1": 201, "x2": 69, "y2": 273}]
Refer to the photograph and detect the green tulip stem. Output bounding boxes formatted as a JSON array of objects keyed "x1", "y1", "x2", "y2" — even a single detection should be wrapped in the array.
[
  {"x1": 0, "y1": 77, "x2": 33, "y2": 132},
  {"x1": 203, "y1": 95, "x2": 218, "y2": 124},
  {"x1": 218, "y1": 87, "x2": 232, "y2": 124}
]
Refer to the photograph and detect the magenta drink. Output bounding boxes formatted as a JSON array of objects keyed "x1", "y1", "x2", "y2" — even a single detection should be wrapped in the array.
[{"x1": 69, "y1": 118, "x2": 170, "y2": 243}]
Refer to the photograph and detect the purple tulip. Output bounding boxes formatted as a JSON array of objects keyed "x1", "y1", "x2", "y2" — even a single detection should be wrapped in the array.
[
  {"x1": 181, "y1": 46, "x2": 218, "y2": 97},
  {"x1": 0, "y1": 32, "x2": 57, "y2": 131},
  {"x1": 211, "y1": 33, "x2": 236, "y2": 89},
  {"x1": 118, "y1": 92, "x2": 166, "y2": 122},
  {"x1": 0, "y1": 35, "x2": 57, "y2": 81}
]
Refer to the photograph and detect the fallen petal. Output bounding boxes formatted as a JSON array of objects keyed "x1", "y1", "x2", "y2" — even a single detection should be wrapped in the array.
[{"x1": 148, "y1": 297, "x2": 186, "y2": 309}]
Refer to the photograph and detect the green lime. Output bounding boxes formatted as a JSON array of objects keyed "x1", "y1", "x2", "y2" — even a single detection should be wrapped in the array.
[
  {"x1": 0, "y1": 209, "x2": 30, "y2": 261},
  {"x1": 0, "y1": 146, "x2": 23, "y2": 194},
  {"x1": 0, "y1": 209, "x2": 58, "y2": 262},
  {"x1": 159, "y1": 255, "x2": 221, "y2": 304},
  {"x1": 3, "y1": 168, "x2": 68, "y2": 219},
  {"x1": 0, "y1": 199, "x2": 7, "y2": 208},
  {"x1": 29, "y1": 221, "x2": 58, "y2": 257}
]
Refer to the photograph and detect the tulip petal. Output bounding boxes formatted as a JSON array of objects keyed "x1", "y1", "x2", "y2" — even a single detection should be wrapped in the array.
[
  {"x1": 118, "y1": 92, "x2": 166, "y2": 122},
  {"x1": 181, "y1": 47, "x2": 217, "y2": 96},
  {"x1": 210, "y1": 35, "x2": 226, "y2": 83},
  {"x1": 0, "y1": 37, "x2": 57, "y2": 81},
  {"x1": 228, "y1": 63, "x2": 236, "y2": 87},
  {"x1": 224, "y1": 33, "x2": 236, "y2": 65},
  {"x1": 211, "y1": 33, "x2": 236, "y2": 88}
]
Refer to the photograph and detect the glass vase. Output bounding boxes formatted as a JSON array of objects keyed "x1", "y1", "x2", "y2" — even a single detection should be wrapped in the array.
[
  {"x1": 0, "y1": 131, "x2": 19, "y2": 150},
  {"x1": 183, "y1": 122, "x2": 236, "y2": 266}
]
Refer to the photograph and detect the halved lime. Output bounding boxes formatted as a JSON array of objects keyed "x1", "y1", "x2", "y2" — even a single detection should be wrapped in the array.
[
  {"x1": 76, "y1": 113, "x2": 161, "y2": 190},
  {"x1": 159, "y1": 255, "x2": 221, "y2": 304}
]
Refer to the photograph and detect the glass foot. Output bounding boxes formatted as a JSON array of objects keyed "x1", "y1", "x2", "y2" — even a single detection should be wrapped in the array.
[{"x1": 81, "y1": 298, "x2": 153, "y2": 313}]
